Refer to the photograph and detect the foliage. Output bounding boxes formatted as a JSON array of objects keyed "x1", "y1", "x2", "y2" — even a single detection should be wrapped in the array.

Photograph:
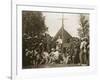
[
  {"x1": 78, "y1": 14, "x2": 89, "y2": 38},
  {"x1": 22, "y1": 11, "x2": 47, "y2": 34}
]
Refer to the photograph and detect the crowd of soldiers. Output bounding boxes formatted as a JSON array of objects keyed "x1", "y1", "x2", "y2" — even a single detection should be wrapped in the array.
[{"x1": 23, "y1": 33, "x2": 89, "y2": 68}]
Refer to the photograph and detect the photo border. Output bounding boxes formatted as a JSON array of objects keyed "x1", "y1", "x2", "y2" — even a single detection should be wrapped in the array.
[{"x1": 12, "y1": 3, "x2": 97, "y2": 80}]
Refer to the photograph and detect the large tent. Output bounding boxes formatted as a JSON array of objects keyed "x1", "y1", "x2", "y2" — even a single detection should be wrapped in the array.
[{"x1": 52, "y1": 27, "x2": 72, "y2": 48}]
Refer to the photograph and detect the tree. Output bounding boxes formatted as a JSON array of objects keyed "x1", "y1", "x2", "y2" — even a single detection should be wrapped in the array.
[
  {"x1": 22, "y1": 11, "x2": 47, "y2": 34},
  {"x1": 78, "y1": 14, "x2": 89, "y2": 38}
]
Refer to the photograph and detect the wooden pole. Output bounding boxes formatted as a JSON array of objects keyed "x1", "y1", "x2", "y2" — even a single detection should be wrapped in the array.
[{"x1": 61, "y1": 13, "x2": 64, "y2": 53}]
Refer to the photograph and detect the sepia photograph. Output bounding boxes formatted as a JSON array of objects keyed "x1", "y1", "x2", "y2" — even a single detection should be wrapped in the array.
[{"x1": 22, "y1": 11, "x2": 90, "y2": 69}]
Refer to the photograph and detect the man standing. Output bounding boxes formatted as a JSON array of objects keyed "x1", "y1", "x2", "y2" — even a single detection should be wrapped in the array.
[
  {"x1": 56, "y1": 36, "x2": 63, "y2": 50},
  {"x1": 79, "y1": 38, "x2": 87, "y2": 65}
]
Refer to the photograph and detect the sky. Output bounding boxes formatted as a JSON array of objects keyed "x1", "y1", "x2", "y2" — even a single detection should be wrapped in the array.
[{"x1": 43, "y1": 12, "x2": 81, "y2": 37}]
